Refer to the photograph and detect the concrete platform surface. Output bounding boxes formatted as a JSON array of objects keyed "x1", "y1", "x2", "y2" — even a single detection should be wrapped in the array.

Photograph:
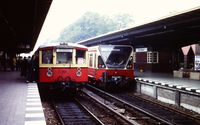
[
  {"x1": 0, "y1": 71, "x2": 46, "y2": 125},
  {"x1": 135, "y1": 71, "x2": 200, "y2": 89}
]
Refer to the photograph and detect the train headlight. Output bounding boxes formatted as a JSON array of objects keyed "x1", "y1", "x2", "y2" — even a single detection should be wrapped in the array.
[
  {"x1": 76, "y1": 67, "x2": 82, "y2": 77},
  {"x1": 98, "y1": 64, "x2": 105, "y2": 68},
  {"x1": 126, "y1": 64, "x2": 133, "y2": 69},
  {"x1": 46, "y1": 67, "x2": 53, "y2": 77}
]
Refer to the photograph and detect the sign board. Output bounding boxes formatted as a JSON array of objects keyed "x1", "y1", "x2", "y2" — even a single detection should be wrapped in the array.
[
  {"x1": 136, "y1": 48, "x2": 148, "y2": 52},
  {"x1": 77, "y1": 58, "x2": 85, "y2": 64},
  {"x1": 56, "y1": 49, "x2": 72, "y2": 52}
]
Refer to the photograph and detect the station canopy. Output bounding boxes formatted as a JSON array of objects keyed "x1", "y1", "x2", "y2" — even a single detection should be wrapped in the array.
[
  {"x1": 79, "y1": 7, "x2": 200, "y2": 49},
  {"x1": 0, "y1": 0, "x2": 52, "y2": 53}
]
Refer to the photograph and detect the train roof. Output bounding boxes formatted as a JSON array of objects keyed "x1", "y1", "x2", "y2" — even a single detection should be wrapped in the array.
[{"x1": 38, "y1": 42, "x2": 88, "y2": 49}]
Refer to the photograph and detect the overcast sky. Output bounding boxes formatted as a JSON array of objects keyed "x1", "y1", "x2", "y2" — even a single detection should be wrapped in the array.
[{"x1": 29, "y1": 0, "x2": 200, "y2": 55}]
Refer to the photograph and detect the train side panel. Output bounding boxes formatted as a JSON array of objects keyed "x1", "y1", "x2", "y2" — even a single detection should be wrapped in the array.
[{"x1": 89, "y1": 68, "x2": 134, "y2": 81}]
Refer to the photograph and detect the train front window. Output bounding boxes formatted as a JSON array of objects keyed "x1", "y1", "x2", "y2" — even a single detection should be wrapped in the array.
[
  {"x1": 42, "y1": 50, "x2": 53, "y2": 64},
  {"x1": 56, "y1": 49, "x2": 72, "y2": 64},
  {"x1": 99, "y1": 46, "x2": 132, "y2": 68},
  {"x1": 76, "y1": 50, "x2": 86, "y2": 64}
]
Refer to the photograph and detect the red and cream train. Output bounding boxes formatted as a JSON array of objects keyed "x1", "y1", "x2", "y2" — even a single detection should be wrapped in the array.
[
  {"x1": 35, "y1": 43, "x2": 134, "y2": 90},
  {"x1": 88, "y1": 45, "x2": 134, "y2": 88},
  {"x1": 36, "y1": 42, "x2": 88, "y2": 90}
]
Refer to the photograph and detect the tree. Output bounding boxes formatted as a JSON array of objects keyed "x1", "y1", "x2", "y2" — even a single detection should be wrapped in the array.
[{"x1": 57, "y1": 12, "x2": 134, "y2": 43}]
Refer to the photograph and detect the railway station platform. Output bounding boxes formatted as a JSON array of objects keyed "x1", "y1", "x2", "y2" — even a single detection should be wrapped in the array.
[
  {"x1": 0, "y1": 71, "x2": 46, "y2": 125},
  {"x1": 134, "y1": 71, "x2": 200, "y2": 114},
  {"x1": 135, "y1": 71, "x2": 200, "y2": 90}
]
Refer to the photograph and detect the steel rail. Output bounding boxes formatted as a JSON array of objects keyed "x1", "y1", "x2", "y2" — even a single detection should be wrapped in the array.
[
  {"x1": 86, "y1": 84, "x2": 174, "y2": 125},
  {"x1": 82, "y1": 88, "x2": 142, "y2": 125}
]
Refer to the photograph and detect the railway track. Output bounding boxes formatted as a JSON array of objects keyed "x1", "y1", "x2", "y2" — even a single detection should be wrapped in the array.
[
  {"x1": 54, "y1": 92, "x2": 134, "y2": 125},
  {"x1": 54, "y1": 98, "x2": 103, "y2": 125},
  {"x1": 78, "y1": 94, "x2": 133, "y2": 124},
  {"x1": 85, "y1": 84, "x2": 200, "y2": 125},
  {"x1": 114, "y1": 93, "x2": 200, "y2": 125},
  {"x1": 40, "y1": 84, "x2": 200, "y2": 125},
  {"x1": 80, "y1": 87, "x2": 156, "y2": 125}
]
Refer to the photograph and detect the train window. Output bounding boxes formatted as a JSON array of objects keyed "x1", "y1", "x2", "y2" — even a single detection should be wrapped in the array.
[
  {"x1": 133, "y1": 52, "x2": 136, "y2": 63},
  {"x1": 56, "y1": 49, "x2": 72, "y2": 64},
  {"x1": 147, "y1": 52, "x2": 159, "y2": 63},
  {"x1": 89, "y1": 53, "x2": 93, "y2": 67},
  {"x1": 100, "y1": 46, "x2": 132, "y2": 68},
  {"x1": 94, "y1": 53, "x2": 96, "y2": 68},
  {"x1": 42, "y1": 50, "x2": 53, "y2": 64},
  {"x1": 76, "y1": 50, "x2": 86, "y2": 64},
  {"x1": 98, "y1": 56, "x2": 106, "y2": 68}
]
